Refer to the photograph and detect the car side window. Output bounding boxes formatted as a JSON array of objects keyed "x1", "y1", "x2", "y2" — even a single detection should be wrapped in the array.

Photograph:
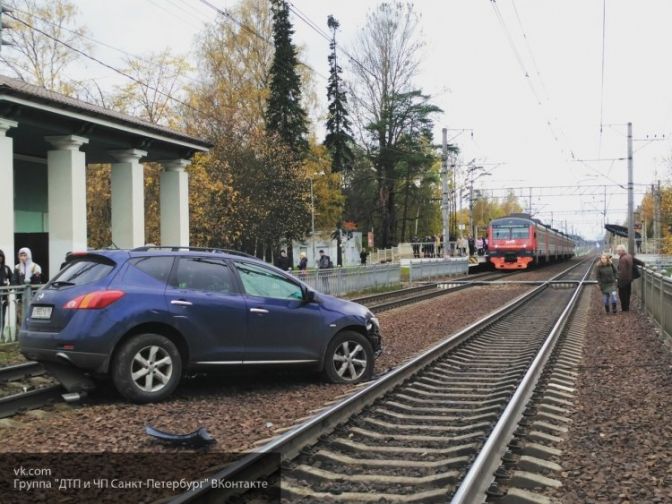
[
  {"x1": 129, "y1": 257, "x2": 174, "y2": 283},
  {"x1": 171, "y1": 257, "x2": 236, "y2": 294},
  {"x1": 235, "y1": 262, "x2": 303, "y2": 300}
]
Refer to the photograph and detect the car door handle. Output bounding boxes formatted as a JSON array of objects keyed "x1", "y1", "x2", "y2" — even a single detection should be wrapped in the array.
[
  {"x1": 171, "y1": 299, "x2": 193, "y2": 306},
  {"x1": 250, "y1": 308, "x2": 269, "y2": 314}
]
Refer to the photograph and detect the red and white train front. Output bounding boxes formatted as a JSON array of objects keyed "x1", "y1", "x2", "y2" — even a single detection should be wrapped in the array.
[
  {"x1": 488, "y1": 214, "x2": 575, "y2": 270},
  {"x1": 487, "y1": 216, "x2": 536, "y2": 269}
]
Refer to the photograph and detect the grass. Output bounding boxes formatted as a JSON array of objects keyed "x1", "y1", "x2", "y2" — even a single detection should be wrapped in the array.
[
  {"x1": 0, "y1": 342, "x2": 24, "y2": 366},
  {"x1": 344, "y1": 283, "x2": 404, "y2": 299}
]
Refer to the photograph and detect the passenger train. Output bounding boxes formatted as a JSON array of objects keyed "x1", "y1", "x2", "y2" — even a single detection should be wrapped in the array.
[{"x1": 487, "y1": 213, "x2": 575, "y2": 270}]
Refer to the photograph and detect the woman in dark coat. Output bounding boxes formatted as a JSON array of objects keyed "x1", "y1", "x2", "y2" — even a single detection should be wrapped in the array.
[
  {"x1": 0, "y1": 250, "x2": 12, "y2": 330},
  {"x1": 595, "y1": 253, "x2": 617, "y2": 314}
]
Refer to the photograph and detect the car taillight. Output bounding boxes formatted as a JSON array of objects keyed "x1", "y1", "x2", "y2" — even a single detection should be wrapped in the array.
[{"x1": 64, "y1": 290, "x2": 125, "y2": 309}]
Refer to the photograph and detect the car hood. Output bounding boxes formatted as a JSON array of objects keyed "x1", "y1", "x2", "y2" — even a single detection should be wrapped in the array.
[{"x1": 316, "y1": 292, "x2": 371, "y2": 319}]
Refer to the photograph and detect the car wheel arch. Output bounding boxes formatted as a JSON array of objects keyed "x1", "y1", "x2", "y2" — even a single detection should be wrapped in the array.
[
  {"x1": 110, "y1": 322, "x2": 189, "y2": 374},
  {"x1": 318, "y1": 325, "x2": 368, "y2": 371}
]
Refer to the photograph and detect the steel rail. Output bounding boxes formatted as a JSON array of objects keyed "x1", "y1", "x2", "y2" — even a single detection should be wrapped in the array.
[
  {"x1": 364, "y1": 272, "x2": 515, "y2": 312},
  {"x1": 350, "y1": 270, "x2": 502, "y2": 306},
  {"x1": 172, "y1": 259, "x2": 590, "y2": 504},
  {"x1": 450, "y1": 262, "x2": 592, "y2": 503},
  {"x1": 0, "y1": 384, "x2": 64, "y2": 419},
  {"x1": 0, "y1": 361, "x2": 44, "y2": 383}
]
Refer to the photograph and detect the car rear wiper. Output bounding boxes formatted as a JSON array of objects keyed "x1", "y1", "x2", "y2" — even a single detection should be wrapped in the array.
[{"x1": 49, "y1": 281, "x2": 75, "y2": 288}]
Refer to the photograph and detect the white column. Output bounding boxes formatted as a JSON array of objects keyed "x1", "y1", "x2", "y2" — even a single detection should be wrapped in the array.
[
  {"x1": 0, "y1": 118, "x2": 18, "y2": 263},
  {"x1": 109, "y1": 149, "x2": 147, "y2": 249},
  {"x1": 160, "y1": 159, "x2": 190, "y2": 247},
  {"x1": 46, "y1": 135, "x2": 89, "y2": 278}
]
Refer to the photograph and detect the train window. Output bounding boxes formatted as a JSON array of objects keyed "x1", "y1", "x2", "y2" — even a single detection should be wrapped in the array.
[
  {"x1": 510, "y1": 226, "x2": 530, "y2": 238},
  {"x1": 492, "y1": 227, "x2": 510, "y2": 239}
]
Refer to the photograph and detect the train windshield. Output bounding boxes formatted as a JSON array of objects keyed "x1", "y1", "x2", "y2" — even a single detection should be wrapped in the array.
[{"x1": 492, "y1": 224, "x2": 530, "y2": 239}]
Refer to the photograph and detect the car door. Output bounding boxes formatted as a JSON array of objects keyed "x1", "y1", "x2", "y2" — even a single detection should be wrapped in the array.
[
  {"x1": 166, "y1": 256, "x2": 247, "y2": 365},
  {"x1": 233, "y1": 261, "x2": 325, "y2": 364}
]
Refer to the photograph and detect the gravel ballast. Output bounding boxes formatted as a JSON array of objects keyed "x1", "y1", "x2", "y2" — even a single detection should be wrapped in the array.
[
  {"x1": 0, "y1": 284, "x2": 531, "y2": 454},
  {"x1": 552, "y1": 288, "x2": 672, "y2": 503}
]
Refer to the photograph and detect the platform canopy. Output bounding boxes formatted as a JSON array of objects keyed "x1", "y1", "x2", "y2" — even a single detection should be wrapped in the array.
[{"x1": 604, "y1": 224, "x2": 641, "y2": 239}]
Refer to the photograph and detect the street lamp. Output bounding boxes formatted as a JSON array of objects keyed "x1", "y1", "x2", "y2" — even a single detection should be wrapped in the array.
[
  {"x1": 309, "y1": 171, "x2": 325, "y2": 265},
  {"x1": 465, "y1": 165, "x2": 491, "y2": 239}
]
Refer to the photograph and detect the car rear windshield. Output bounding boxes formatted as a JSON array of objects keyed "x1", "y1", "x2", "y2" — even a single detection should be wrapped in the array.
[{"x1": 48, "y1": 257, "x2": 115, "y2": 287}]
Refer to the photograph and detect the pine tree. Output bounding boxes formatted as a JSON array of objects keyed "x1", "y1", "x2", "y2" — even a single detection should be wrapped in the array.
[
  {"x1": 265, "y1": 0, "x2": 309, "y2": 158},
  {"x1": 324, "y1": 15, "x2": 354, "y2": 173}
]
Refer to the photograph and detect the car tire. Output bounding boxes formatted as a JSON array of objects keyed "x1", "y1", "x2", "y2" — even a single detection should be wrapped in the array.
[
  {"x1": 322, "y1": 331, "x2": 374, "y2": 384},
  {"x1": 112, "y1": 333, "x2": 182, "y2": 403}
]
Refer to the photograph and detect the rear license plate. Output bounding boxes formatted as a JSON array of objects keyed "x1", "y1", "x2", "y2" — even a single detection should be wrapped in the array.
[{"x1": 31, "y1": 306, "x2": 52, "y2": 320}]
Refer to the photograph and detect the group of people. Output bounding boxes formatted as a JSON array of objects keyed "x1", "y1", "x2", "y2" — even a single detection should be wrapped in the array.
[
  {"x1": 1, "y1": 247, "x2": 42, "y2": 329},
  {"x1": 595, "y1": 244, "x2": 645, "y2": 314},
  {"x1": 411, "y1": 235, "x2": 487, "y2": 258},
  {"x1": 275, "y1": 249, "x2": 335, "y2": 274},
  {"x1": 411, "y1": 236, "x2": 445, "y2": 258}
]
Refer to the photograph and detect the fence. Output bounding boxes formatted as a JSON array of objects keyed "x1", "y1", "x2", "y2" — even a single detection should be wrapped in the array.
[
  {"x1": 0, "y1": 284, "x2": 41, "y2": 343},
  {"x1": 409, "y1": 258, "x2": 470, "y2": 283},
  {"x1": 634, "y1": 266, "x2": 672, "y2": 344},
  {"x1": 370, "y1": 241, "x2": 463, "y2": 264},
  {"x1": 292, "y1": 264, "x2": 401, "y2": 297}
]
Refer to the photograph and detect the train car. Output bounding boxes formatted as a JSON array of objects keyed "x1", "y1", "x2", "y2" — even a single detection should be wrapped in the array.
[{"x1": 487, "y1": 213, "x2": 575, "y2": 270}]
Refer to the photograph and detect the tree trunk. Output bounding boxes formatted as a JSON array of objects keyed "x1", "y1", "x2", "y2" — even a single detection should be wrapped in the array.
[{"x1": 400, "y1": 172, "x2": 412, "y2": 243}]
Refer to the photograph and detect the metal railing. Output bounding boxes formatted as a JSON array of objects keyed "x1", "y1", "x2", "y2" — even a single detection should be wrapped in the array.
[
  {"x1": 408, "y1": 258, "x2": 469, "y2": 283},
  {"x1": 291, "y1": 264, "x2": 401, "y2": 297},
  {"x1": 634, "y1": 266, "x2": 672, "y2": 342},
  {"x1": 0, "y1": 284, "x2": 42, "y2": 343}
]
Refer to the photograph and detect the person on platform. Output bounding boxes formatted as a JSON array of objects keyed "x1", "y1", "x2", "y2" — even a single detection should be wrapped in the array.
[
  {"x1": 13, "y1": 247, "x2": 42, "y2": 285},
  {"x1": 615, "y1": 244, "x2": 645, "y2": 312},
  {"x1": 0, "y1": 250, "x2": 12, "y2": 331},
  {"x1": 595, "y1": 253, "x2": 618, "y2": 314},
  {"x1": 468, "y1": 236, "x2": 475, "y2": 256},
  {"x1": 275, "y1": 249, "x2": 290, "y2": 271}
]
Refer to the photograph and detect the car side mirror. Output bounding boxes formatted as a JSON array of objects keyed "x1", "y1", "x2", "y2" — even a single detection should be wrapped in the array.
[{"x1": 303, "y1": 288, "x2": 315, "y2": 303}]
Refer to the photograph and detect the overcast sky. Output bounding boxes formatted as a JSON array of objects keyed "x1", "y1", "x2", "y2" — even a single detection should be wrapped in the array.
[{"x1": 69, "y1": 0, "x2": 672, "y2": 240}]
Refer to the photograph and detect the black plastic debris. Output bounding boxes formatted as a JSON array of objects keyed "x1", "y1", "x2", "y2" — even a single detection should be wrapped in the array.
[{"x1": 145, "y1": 425, "x2": 216, "y2": 448}]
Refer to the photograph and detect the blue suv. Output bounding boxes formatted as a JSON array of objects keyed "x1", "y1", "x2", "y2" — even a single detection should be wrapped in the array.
[{"x1": 20, "y1": 247, "x2": 382, "y2": 403}]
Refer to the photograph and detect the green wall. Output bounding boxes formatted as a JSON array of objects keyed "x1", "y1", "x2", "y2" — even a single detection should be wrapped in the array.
[{"x1": 14, "y1": 159, "x2": 48, "y2": 233}]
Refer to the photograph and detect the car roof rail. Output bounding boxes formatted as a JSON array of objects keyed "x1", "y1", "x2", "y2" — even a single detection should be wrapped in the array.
[{"x1": 130, "y1": 245, "x2": 257, "y2": 259}]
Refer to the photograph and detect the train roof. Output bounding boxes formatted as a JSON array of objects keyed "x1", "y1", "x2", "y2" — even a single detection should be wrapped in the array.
[{"x1": 490, "y1": 214, "x2": 574, "y2": 239}]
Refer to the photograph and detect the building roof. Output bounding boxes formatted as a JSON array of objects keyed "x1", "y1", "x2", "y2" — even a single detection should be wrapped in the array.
[{"x1": 0, "y1": 74, "x2": 211, "y2": 150}]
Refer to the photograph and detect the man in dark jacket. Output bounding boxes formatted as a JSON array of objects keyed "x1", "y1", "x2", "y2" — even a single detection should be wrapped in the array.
[
  {"x1": 275, "y1": 250, "x2": 290, "y2": 271},
  {"x1": 615, "y1": 244, "x2": 645, "y2": 312},
  {"x1": 318, "y1": 250, "x2": 333, "y2": 269}
]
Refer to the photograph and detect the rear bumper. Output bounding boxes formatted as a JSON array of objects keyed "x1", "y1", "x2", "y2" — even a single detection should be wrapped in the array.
[{"x1": 19, "y1": 330, "x2": 109, "y2": 373}]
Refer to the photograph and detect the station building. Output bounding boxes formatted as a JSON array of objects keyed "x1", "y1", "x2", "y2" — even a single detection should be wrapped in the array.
[{"x1": 0, "y1": 75, "x2": 210, "y2": 279}]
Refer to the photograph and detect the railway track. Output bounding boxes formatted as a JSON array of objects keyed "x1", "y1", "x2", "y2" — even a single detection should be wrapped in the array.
[
  {"x1": 354, "y1": 271, "x2": 515, "y2": 313},
  {"x1": 173, "y1": 258, "x2": 593, "y2": 503},
  {"x1": 0, "y1": 361, "x2": 64, "y2": 419}
]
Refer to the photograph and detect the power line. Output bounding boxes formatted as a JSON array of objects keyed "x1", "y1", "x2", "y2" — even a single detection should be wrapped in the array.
[
  {"x1": 198, "y1": 0, "x2": 328, "y2": 81},
  {"x1": 5, "y1": 11, "x2": 223, "y2": 122},
  {"x1": 599, "y1": 0, "x2": 607, "y2": 155},
  {"x1": 7, "y1": 4, "x2": 202, "y2": 88},
  {"x1": 285, "y1": 2, "x2": 378, "y2": 81},
  {"x1": 511, "y1": 0, "x2": 550, "y2": 103}
]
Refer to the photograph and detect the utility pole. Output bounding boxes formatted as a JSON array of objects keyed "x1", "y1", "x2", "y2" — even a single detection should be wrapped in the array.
[
  {"x1": 440, "y1": 128, "x2": 450, "y2": 257},
  {"x1": 654, "y1": 180, "x2": 661, "y2": 254},
  {"x1": 310, "y1": 177, "x2": 316, "y2": 264},
  {"x1": 528, "y1": 187, "x2": 532, "y2": 215},
  {"x1": 627, "y1": 122, "x2": 635, "y2": 254}
]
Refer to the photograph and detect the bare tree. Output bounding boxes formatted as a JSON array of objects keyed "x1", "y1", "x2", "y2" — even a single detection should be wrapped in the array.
[
  {"x1": 111, "y1": 49, "x2": 192, "y2": 128},
  {"x1": 0, "y1": 0, "x2": 89, "y2": 94},
  {"x1": 348, "y1": 2, "x2": 426, "y2": 247}
]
